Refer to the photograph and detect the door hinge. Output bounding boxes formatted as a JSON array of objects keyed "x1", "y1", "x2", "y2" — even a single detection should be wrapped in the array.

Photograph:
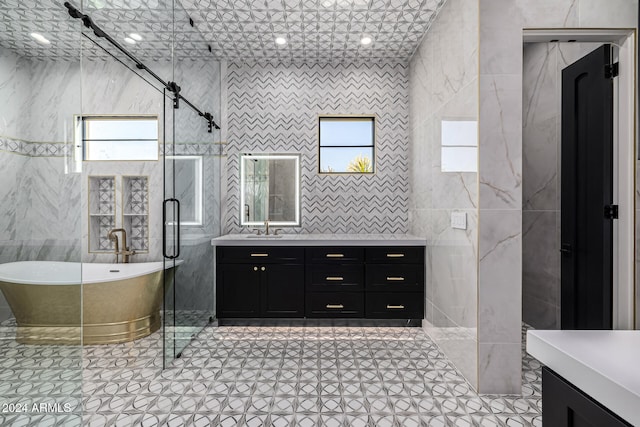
[
  {"x1": 605, "y1": 62, "x2": 619, "y2": 79},
  {"x1": 604, "y1": 204, "x2": 619, "y2": 219}
]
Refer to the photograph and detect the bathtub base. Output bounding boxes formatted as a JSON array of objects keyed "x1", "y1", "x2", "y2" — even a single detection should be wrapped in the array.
[
  {"x1": 82, "y1": 311, "x2": 161, "y2": 345},
  {"x1": 14, "y1": 311, "x2": 161, "y2": 345},
  {"x1": 16, "y1": 326, "x2": 82, "y2": 345}
]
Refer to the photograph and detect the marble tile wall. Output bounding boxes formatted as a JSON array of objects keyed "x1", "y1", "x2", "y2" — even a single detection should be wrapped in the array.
[
  {"x1": 408, "y1": 0, "x2": 479, "y2": 389},
  {"x1": 224, "y1": 62, "x2": 409, "y2": 234},
  {"x1": 478, "y1": 0, "x2": 638, "y2": 394},
  {"x1": 0, "y1": 46, "x2": 223, "y2": 322}
]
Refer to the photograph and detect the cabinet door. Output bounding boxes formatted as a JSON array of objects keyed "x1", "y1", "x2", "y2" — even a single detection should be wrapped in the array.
[
  {"x1": 217, "y1": 264, "x2": 260, "y2": 318},
  {"x1": 366, "y1": 264, "x2": 424, "y2": 292},
  {"x1": 261, "y1": 264, "x2": 305, "y2": 318},
  {"x1": 307, "y1": 265, "x2": 364, "y2": 292},
  {"x1": 365, "y1": 292, "x2": 424, "y2": 319},
  {"x1": 542, "y1": 367, "x2": 632, "y2": 427},
  {"x1": 306, "y1": 292, "x2": 364, "y2": 318}
]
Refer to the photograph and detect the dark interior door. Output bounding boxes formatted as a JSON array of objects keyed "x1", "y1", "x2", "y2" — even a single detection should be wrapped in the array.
[{"x1": 561, "y1": 44, "x2": 615, "y2": 330}]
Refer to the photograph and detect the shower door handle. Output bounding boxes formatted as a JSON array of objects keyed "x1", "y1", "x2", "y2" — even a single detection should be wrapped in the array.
[{"x1": 163, "y1": 198, "x2": 181, "y2": 259}]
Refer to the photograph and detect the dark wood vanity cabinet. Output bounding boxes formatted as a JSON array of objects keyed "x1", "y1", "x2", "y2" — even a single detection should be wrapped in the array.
[
  {"x1": 216, "y1": 247, "x2": 305, "y2": 318},
  {"x1": 306, "y1": 247, "x2": 365, "y2": 318},
  {"x1": 543, "y1": 367, "x2": 632, "y2": 427},
  {"x1": 216, "y1": 245, "x2": 425, "y2": 322},
  {"x1": 364, "y1": 247, "x2": 425, "y2": 319}
]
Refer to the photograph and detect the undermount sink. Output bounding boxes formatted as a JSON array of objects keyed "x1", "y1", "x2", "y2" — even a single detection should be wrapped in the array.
[{"x1": 245, "y1": 234, "x2": 283, "y2": 239}]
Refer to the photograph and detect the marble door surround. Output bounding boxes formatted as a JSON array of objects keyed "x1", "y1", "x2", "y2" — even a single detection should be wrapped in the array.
[{"x1": 477, "y1": 0, "x2": 638, "y2": 394}]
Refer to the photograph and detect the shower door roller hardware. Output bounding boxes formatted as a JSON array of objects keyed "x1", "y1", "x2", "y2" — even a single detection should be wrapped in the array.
[
  {"x1": 559, "y1": 244, "x2": 572, "y2": 255},
  {"x1": 162, "y1": 198, "x2": 180, "y2": 259},
  {"x1": 604, "y1": 204, "x2": 618, "y2": 220}
]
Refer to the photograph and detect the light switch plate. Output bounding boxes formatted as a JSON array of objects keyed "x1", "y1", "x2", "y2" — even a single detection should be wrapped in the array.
[{"x1": 451, "y1": 211, "x2": 467, "y2": 230}]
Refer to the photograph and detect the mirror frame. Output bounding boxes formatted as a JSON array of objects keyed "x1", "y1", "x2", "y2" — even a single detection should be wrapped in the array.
[{"x1": 239, "y1": 153, "x2": 301, "y2": 227}]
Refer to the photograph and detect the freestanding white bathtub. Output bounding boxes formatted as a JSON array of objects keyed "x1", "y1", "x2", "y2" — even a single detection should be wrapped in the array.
[{"x1": 0, "y1": 261, "x2": 180, "y2": 345}]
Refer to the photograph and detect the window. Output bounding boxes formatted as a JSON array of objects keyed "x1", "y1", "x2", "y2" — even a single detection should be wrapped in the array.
[
  {"x1": 319, "y1": 116, "x2": 375, "y2": 173},
  {"x1": 441, "y1": 120, "x2": 478, "y2": 172},
  {"x1": 80, "y1": 116, "x2": 159, "y2": 161}
]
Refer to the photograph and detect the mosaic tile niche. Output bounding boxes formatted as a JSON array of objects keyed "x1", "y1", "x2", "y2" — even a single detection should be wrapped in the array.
[
  {"x1": 123, "y1": 176, "x2": 149, "y2": 252},
  {"x1": 88, "y1": 176, "x2": 116, "y2": 252}
]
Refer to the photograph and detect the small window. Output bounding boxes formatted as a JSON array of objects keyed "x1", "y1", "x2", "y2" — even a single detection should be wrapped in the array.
[
  {"x1": 81, "y1": 116, "x2": 159, "y2": 161},
  {"x1": 319, "y1": 116, "x2": 375, "y2": 173},
  {"x1": 441, "y1": 120, "x2": 478, "y2": 173}
]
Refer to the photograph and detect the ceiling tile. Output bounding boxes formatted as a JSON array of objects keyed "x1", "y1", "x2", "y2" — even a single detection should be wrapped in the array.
[{"x1": 0, "y1": 0, "x2": 446, "y2": 64}]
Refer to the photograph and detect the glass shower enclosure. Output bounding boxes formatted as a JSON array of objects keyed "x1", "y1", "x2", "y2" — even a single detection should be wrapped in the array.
[{"x1": 0, "y1": 0, "x2": 220, "y2": 422}]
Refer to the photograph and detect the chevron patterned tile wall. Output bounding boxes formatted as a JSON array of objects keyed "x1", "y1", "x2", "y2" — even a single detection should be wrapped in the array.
[{"x1": 224, "y1": 62, "x2": 409, "y2": 234}]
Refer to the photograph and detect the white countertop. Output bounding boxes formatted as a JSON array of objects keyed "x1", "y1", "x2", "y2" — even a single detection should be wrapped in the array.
[
  {"x1": 526, "y1": 330, "x2": 640, "y2": 426},
  {"x1": 211, "y1": 233, "x2": 427, "y2": 247}
]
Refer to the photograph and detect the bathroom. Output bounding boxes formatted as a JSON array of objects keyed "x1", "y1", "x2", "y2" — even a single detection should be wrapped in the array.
[{"x1": 0, "y1": 0, "x2": 638, "y2": 425}]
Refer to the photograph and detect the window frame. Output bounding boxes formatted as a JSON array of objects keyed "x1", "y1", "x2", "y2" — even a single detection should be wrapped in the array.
[
  {"x1": 78, "y1": 114, "x2": 160, "y2": 162},
  {"x1": 317, "y1": 115, "x2": 376, "y2": 175}
]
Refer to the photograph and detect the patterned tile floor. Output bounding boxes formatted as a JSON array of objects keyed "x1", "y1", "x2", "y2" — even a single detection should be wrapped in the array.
[{"x1": 0, "y1": 321, "x2": 543, "y2": 426}]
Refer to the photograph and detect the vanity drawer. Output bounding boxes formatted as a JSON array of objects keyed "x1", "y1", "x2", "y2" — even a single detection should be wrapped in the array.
[
  {"x1": 306, "y1": 292, "x2": 364, "y2": 318},
  {"x1": 217, "y1": 246, "x2": 303, "y2": 264},
  {"x1": 365, "y1": 292, "x2": 424, "y2": 319},
  {"x1": 308, "y1": 247, "x2": 364, "y2": 264},
  {"x1": 307, "y1": 265, "x2": 364, "y2": 292},
  {"x1": 365, "y1": 247, "x2": 424, "y2": 264},
  {"x1": 366, "y1": 265, "x2": 424, "y2": 292}
]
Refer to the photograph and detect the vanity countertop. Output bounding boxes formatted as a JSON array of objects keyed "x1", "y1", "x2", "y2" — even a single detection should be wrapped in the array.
[
  {"x1": 527, "y1": 329, "x2": 640, "y2": 426},
  {"x1": 211, "y1": 233, "x2": 427, "y2": 247}
]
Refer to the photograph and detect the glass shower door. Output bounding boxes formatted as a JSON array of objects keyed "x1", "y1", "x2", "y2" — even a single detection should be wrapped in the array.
[{"x1": 162, "y1": 2, "x2": 222, "y2": 365}]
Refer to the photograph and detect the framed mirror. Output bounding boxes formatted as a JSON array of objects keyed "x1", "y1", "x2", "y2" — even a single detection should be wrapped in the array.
[{"x1": 240, "y1": 154, "x2": 301, "y2": 227}]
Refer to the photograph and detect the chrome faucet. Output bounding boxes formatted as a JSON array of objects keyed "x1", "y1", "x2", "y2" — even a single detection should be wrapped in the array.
[
  {"x1": 264, "y1": 219, "x2": 270, "y2": 236},
  {"x1": 107, "y1": 228, "x2": 136, "y2": 263}
]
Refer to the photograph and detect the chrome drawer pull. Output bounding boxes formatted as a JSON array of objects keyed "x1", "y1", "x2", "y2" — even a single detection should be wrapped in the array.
[
  {"x1": 326, "y1": 304, "x2": 344, "y2": 309},
  {"x1": 386, "y1": 305, "x2": 405, "y2": 309},
  {"x1": 386, "y1": 276, "x2": 405, "y2": 281},
  {"x1": 326, "y1": 253, "x2": 344, "y2": 258},
  {"x1": 326, "y1": 277, "x2": 344, "y2": 281},
  {"x1": 386, "y1": 253, "x2": 405, "y2": 258},
  {"x1": 251, "y1": 253, "x2": 269, "y2": 257}
]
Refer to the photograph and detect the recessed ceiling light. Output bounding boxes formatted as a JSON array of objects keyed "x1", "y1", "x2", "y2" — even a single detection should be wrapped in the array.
[
  {"x1": 129, "y1": 33, "x2": 143, "y2": 41},
  {"x1": 360, "y1": 36, "x2": 372, "y2": 45},
  {"x1": 124, "y1": 37, "x2": 136, "y2": 45},
  {"x1": 275, "y1": 37, "x2": 287, "y2": 45},
  {"x1": 30, "y1": 32, "x2": 50, "y2": 45}
]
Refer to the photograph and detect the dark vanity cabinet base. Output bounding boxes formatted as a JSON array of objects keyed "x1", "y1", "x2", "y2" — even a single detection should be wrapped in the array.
[
  {"x1": 216, "y1": 247, "x2": 304, "y2": 318},
  {"x1": 216, "y1": 245, "x2": 425, "y2": 323},
  {"x1": 542, "y1": 367, "x2": 632, "y2": 427}
]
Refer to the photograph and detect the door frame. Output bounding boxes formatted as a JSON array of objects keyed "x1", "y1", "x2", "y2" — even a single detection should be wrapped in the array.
[{"x1": 523, "y1": 29, "x2": 637, "y2": 329}]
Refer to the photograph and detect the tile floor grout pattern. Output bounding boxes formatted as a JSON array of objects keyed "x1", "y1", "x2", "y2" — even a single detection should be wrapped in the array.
[{"x1": 0, "y1": 322, "x2": 542, "y2": 426}]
